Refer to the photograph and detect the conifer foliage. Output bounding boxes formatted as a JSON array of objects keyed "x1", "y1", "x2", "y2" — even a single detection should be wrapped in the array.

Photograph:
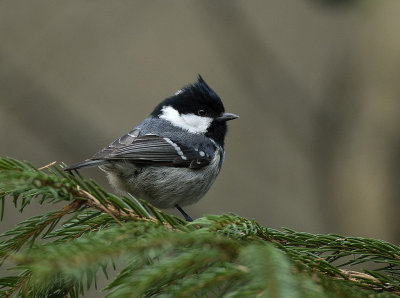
[{"x1": 0, "y1": 157, "x2": 399, "y2": 297}]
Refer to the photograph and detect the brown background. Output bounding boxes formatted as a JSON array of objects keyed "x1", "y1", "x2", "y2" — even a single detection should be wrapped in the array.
[{"x1": 2, "y1": 1, "x2": 400, "y2": 245}]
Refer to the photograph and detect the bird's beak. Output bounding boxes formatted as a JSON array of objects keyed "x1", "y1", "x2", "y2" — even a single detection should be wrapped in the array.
[{"x1": 216, "y1": 112, "x2": 239, "y2": 122}]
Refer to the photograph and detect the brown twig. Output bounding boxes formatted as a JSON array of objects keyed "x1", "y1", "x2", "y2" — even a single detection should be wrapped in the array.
[
  {"x1": 340, "y1": 269, "x2": 380, "y2": 283},
  {"x1": 38, "y1": 161, "x2": 57, "y2": 171},
  {"x1": 3, "y1": 273, "x2": 32, "y2": 298},
  {"x1": 76, "y1": 188, "x2": 123, "y2": 226},
  {"x1": 2, "y1": 200, "x2": 84, "y2": 297},
  {"x1": 0, "y1": 199, "x2": 84, "y2": 259},
  {"x1": 339, "y1": 269, "x2": 400, "y2": 295},
  {"x1": 74, "y1": 187, "x2": 172, "y2": 228},
  {"x1": 105, "y1": 201, "x2": 168, "y2": 226}
]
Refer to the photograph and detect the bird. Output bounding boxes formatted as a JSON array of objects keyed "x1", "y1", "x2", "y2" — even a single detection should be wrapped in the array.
[{"x1": 64, "y1": 76, "x2": 238, "y2": 221}]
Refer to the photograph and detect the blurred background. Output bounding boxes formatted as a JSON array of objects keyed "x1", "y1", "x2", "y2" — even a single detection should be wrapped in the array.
[{"x1": 1, "y1": 0, "x2": 400, "y2": 243}]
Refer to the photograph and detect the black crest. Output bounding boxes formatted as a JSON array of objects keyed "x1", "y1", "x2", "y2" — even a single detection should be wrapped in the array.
[{"x1": 151, "y1": 75, "x2": 225, "y2": 118}]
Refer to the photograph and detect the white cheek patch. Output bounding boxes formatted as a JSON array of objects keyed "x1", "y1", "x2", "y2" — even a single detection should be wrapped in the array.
[{"x1": 159, "y1": 105, "x2": 213, "y2": 134}]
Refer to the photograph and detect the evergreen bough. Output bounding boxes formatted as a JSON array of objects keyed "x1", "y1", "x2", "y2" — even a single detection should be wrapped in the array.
[{"x1": 0, "y1": 157, "x2": 399, "y2": 297}]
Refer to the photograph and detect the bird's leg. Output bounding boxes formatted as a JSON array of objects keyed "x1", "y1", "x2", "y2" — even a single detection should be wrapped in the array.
[{"x1": 175, "y1": 205, "x2": 193, "y2": 222}]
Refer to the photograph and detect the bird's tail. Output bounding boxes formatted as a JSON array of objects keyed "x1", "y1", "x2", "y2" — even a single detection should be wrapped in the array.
[{"x1": 64, "y1": 159, "x2": 105, "y2": 171}]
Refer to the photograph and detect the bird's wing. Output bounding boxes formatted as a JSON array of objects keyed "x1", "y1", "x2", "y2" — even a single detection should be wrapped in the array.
[{"x1": 91, "y1": 129, "x2": 211, "y2": 169}]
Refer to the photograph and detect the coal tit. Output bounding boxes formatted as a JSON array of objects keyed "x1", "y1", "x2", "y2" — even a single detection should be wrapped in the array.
[{"x1": 65, "y1": 76, "x2": 238, "y2": 221}]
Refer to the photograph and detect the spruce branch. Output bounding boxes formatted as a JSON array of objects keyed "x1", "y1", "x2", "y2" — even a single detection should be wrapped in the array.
[
  {"x1": 0, "y1": 199, "x2": 84, "y2": 261},
  {"x1": 0, "y1": 157, "x2": 400, "y2": 297}
]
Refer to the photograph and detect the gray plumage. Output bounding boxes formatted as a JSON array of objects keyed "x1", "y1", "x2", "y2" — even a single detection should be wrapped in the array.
[{"x1": 99, "y1": 145, "x2": 222, "y2": 208}]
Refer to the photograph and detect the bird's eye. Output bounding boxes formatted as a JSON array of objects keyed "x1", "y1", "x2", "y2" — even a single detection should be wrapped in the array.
[{"x1": 197, "y1": 109, "x2": 206, "y2": 116}]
